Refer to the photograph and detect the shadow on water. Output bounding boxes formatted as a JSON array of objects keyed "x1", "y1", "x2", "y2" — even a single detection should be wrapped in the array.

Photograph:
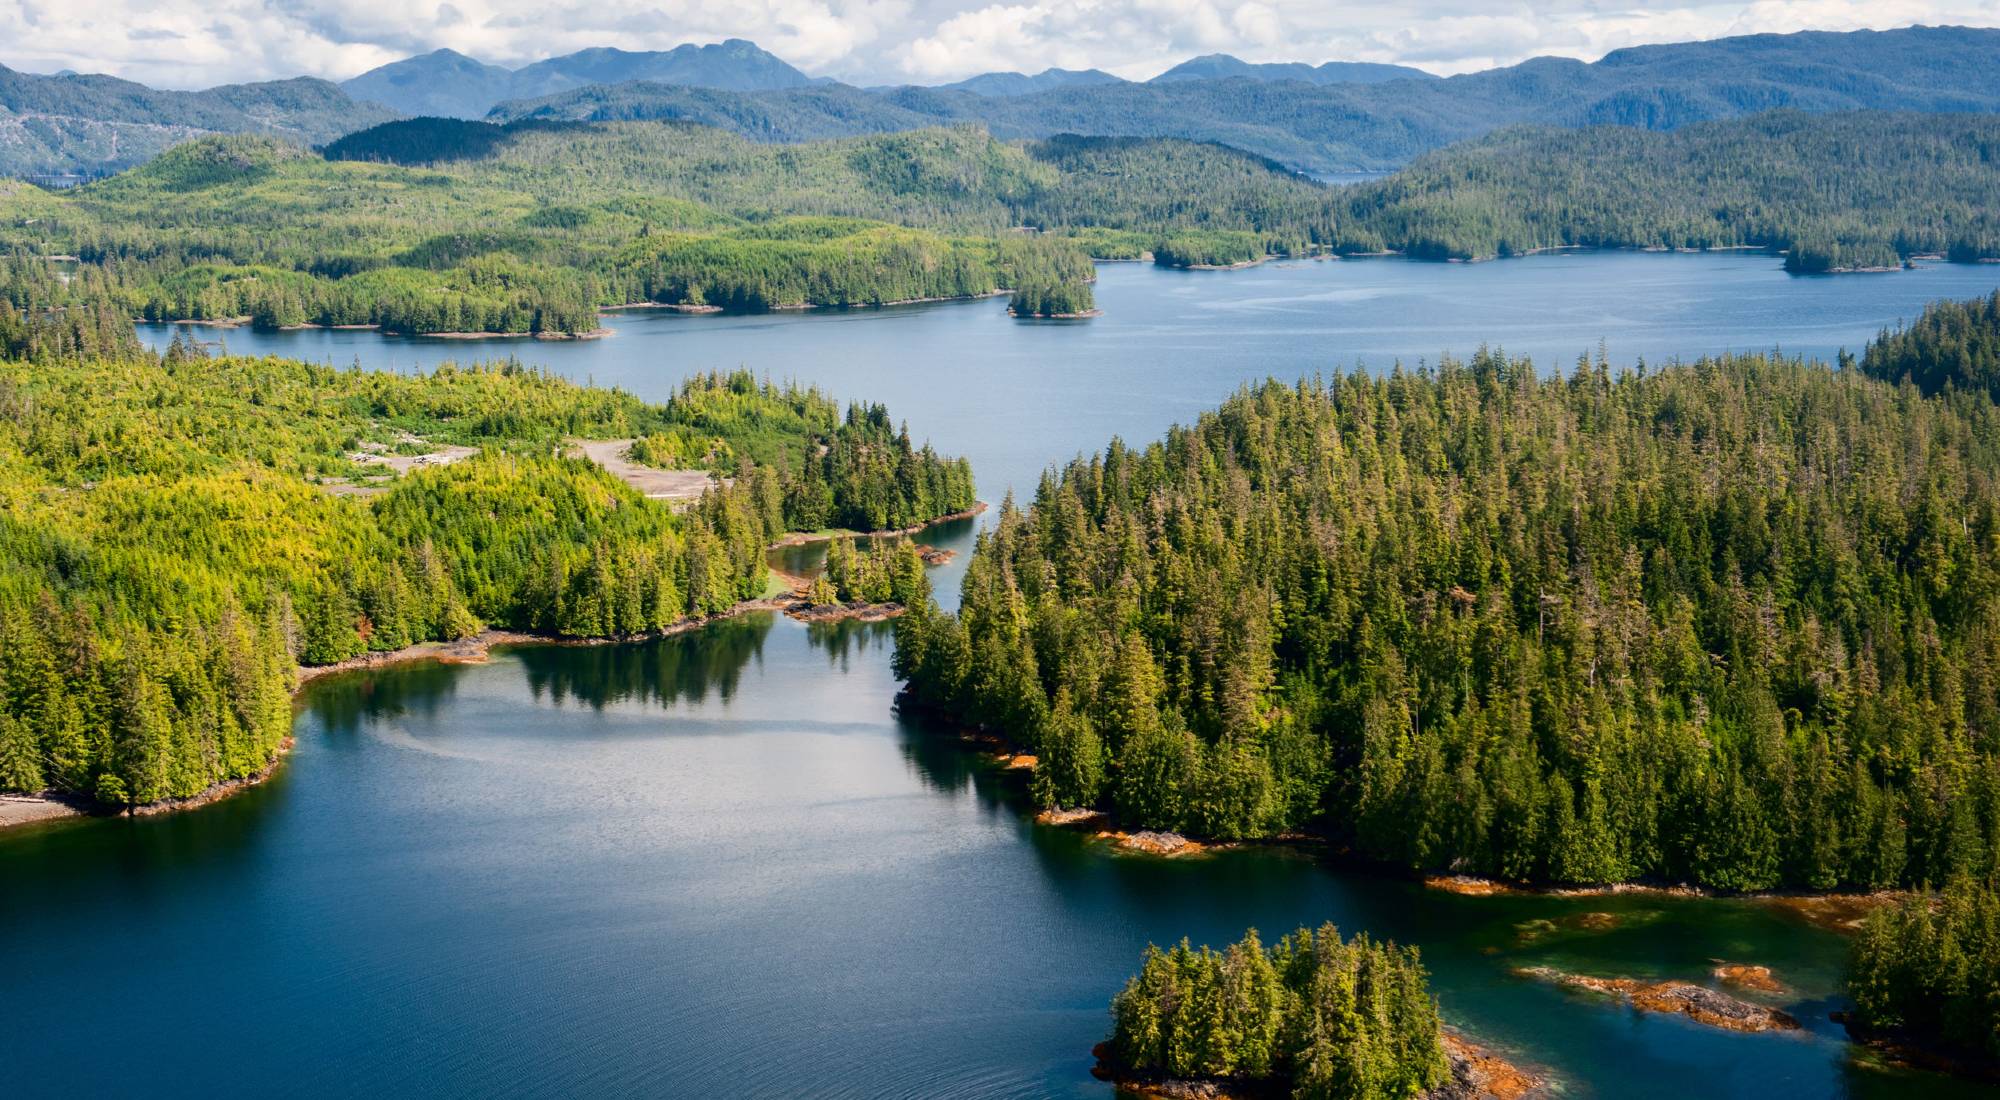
[
  {"x1": 805, "y1": 616, "x2": 896, "y2": 671},
  {"x1": 768, "y1": 512, "x2": 985, "y2": 582},
  {"x1": 510, "y1": 613, "x2": 775, "y2": 710}
]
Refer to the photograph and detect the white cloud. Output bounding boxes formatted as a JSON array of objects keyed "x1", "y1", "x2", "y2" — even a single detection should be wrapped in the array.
[{"x1": 0, "y1": 0, "x2": 1994, "y2": 89}]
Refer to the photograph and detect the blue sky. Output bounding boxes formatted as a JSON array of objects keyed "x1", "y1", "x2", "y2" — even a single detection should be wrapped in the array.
[{"x1": 4, "y1": 0, "x2": 1997, "y2": 89}]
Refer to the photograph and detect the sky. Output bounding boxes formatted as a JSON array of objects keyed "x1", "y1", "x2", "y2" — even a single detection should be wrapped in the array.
[{"x1": 2, "y1": 0, "x2": 1997, "y2": 90}]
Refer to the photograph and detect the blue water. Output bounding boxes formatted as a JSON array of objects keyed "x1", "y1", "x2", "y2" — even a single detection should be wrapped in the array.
[
  {"x1": 142, "y1": 253, "x2": 2000, "y2": 503},
  {"x1": 4, "y1": 254, "x2": 1993, "y2": 1098}
]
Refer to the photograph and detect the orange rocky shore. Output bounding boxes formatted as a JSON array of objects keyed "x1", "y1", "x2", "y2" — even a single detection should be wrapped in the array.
[
  {"x1": 1093, "y1": 1031, "x2": 1548, "y2": 1099},
  {"x1": 1424, "y1": 873, "x2": 1899, "y2": 933}
]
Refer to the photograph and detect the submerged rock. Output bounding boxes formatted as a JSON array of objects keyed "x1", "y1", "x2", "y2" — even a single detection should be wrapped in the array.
[{"x1": 1514, "y1": 966, "x2": 1799, "y2": 1033}]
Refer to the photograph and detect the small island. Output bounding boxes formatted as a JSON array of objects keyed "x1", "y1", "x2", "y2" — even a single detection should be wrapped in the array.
[{"x1": 1095, "y1": 924, "x2": 1543, "y2": 1099}]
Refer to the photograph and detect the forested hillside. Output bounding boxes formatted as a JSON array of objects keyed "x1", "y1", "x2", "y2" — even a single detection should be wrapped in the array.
[
  {"x1": 896, "y1": 303, "x2": 2000, "y2": 892},
  {"x1": 1340, "y1": 112, "x2": 2000, "y2": 270},
  {"x1": 0, "y1": 286, "x2": 973, "y2": 808},
  {"x1": 0, "y1": 128, "x2": 1099, "y2": 334},
  {"x1": 6, "y1": 110, "x2": 1993, "y2": 339},
  {"x1": 1861, "y1": 292, "x2": 2000, "y2": 400}
]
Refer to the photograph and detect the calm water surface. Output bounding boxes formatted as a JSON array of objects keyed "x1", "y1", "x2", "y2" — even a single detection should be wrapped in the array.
[
  {"x1": 8, "y1": 255, "x2": 1997, "y2": 1097},
  {"x1": 141, "y1": 253, "x2": 2000, "y2": 501}
]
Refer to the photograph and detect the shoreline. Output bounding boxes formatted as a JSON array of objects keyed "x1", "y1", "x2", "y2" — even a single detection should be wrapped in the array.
[
  {"x1": 904, "y1": 691, "x2": 1909, "y2": 922},
  {"x1": 0, "y1": 507, "x2": 972, "y2": 833}
]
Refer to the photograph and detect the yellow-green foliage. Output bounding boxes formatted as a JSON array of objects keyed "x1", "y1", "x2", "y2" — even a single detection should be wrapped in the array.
[{"x1": 0, "y1": 347, "x2": 972, "y2": 806}]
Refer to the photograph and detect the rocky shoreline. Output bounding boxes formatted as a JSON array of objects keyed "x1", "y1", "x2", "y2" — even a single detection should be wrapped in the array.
[
  {"x1": 1090, "y1": 1031, "x2": 1547, "y2": 1099},
  {"x1": 1423, "y1": 874, "x2": 1900, "y2": 932}
]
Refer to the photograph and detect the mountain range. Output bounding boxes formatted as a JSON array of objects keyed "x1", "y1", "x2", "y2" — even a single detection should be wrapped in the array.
[
  {"x1": 339, "y1": 39, "x2": 814, "y2": 120},
  {"x1": 0, "y1": 65, "x2": 395, "y2": 180},
  {"x1": 486, "y1": 25, "x2": 2000, "y2": 173},
  {"x1": 6, "y1": 25, "x2": 2000, "y2": 180},
  {"x1": 339, "y1": 42, "x2": 1441, "y2": 117}
]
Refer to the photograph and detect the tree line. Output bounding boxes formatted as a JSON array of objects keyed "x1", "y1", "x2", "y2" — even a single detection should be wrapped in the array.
[
  {"x1": 896, "y1": 302, "x2": 2000, "y2": 891},
  {"x1": 1847, "y1": 877, "x2": 2000, "y2": 1067}
]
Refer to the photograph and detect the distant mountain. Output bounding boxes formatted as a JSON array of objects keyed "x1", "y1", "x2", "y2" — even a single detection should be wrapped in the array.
[
  {"x1": 941, "y1": 68, "x2": 1126, "y2": 97},
  {"x1": 338, "y1": 49, "x2": 516, "y2": 120},
  {"x1": 341, "y1": 39, "x2": 812, "y2": 118},
  {"x1": 492, "y1": 25, "x2": 2000, "y2": 173},
  {"x1": 0, "y1": 65, "x2": 397, "y2": 178},
  {"x1": 1151, "y1": 54, "x2": 1437, "y2": 84}
]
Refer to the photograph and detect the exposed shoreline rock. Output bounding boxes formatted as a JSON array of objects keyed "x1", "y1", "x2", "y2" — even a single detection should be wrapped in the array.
[
  {"x1": 1421, "y1": 873, "x2": 1901, "y2": 929},
  {"x1": 1096, "y1": 829, "x2": 1205, "y2": 857},
  {"x1": 1513, "y1": 966, "x2": 1800, "y2": 1033},
  {"x1": 1034, "y1": 807, "x2": 1107, "y2": 827}
]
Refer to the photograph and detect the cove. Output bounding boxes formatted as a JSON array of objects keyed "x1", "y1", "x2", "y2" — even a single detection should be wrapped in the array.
[
  {"x1": 4, "y1": 253, "x2": 1996, "y2": 1096},
  {"x1": 0, "y1": 618, "x2": 1986, "y2": 1098}
]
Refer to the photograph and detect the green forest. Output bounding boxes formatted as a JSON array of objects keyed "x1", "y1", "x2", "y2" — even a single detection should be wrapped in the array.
[
  {"x1": 1104, "y1": 925, "x2": 1449, "y2": 1099},
  {"x1": 1341, "y1": 112, "x2": 2000, "y2": 271},
  {"x1": 1847, "y1": 877, "x2": 2000, "y2": 1066},
  {"x1": 1861, "y1": 290, "x2": 2000, "y2": 401},
  {"x1": 3, "y1": 110, "x2": 1995, "y2": 336},
  {"x1": 896, "y1": 296, "x2": 2000, "y2": 893},
  {"x1": 0, "y1": 293, "x2": 973, "y2": 808}
]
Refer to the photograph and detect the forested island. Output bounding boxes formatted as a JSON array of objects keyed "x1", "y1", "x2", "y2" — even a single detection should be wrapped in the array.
[
  {"x1": 1098, "y1": 925, "x2": 1465, "y2": 1099},
  {"x1": 2, "y1": 110, "x2": 1996, "y2": 337},
  {"x1": 895, "y1": 293, "x2": 2000, "y2": 895},
  {"x1": 0, "y1": 285, "x2": 974, "y2": 813}
]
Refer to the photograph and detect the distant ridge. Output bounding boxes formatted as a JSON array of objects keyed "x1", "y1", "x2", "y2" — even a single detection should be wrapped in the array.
[
  {"x1": 940, "y1": 68, "x2": 1127, "y2": 97},
  {"x1": 341, "y1": 39, "x2": 812, "y2": 118},
  {"x1": 15, "y1": 25, "x2": 2000, "y2": 180},
  {"x1": 488, "y1": 25, "x2": 2000, "y2": 173},
  {"x1": 1150, "y1": 54, "x2": 1437, "y2": 84},
  {"x1": 0, "y1": 64, "x2": 396, "y2": 178}
]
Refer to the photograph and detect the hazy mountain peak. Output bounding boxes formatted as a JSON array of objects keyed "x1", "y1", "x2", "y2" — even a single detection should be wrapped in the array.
[
  {"x1": 1151, "y1": 53, "x2": 1437, "y2": 85},
  {"x1": 343, "y1": 38, "x2": 813, "y2": 118},
  {"x1": 942, "y1": 67, "x2": 1125, "y2": 96}
]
